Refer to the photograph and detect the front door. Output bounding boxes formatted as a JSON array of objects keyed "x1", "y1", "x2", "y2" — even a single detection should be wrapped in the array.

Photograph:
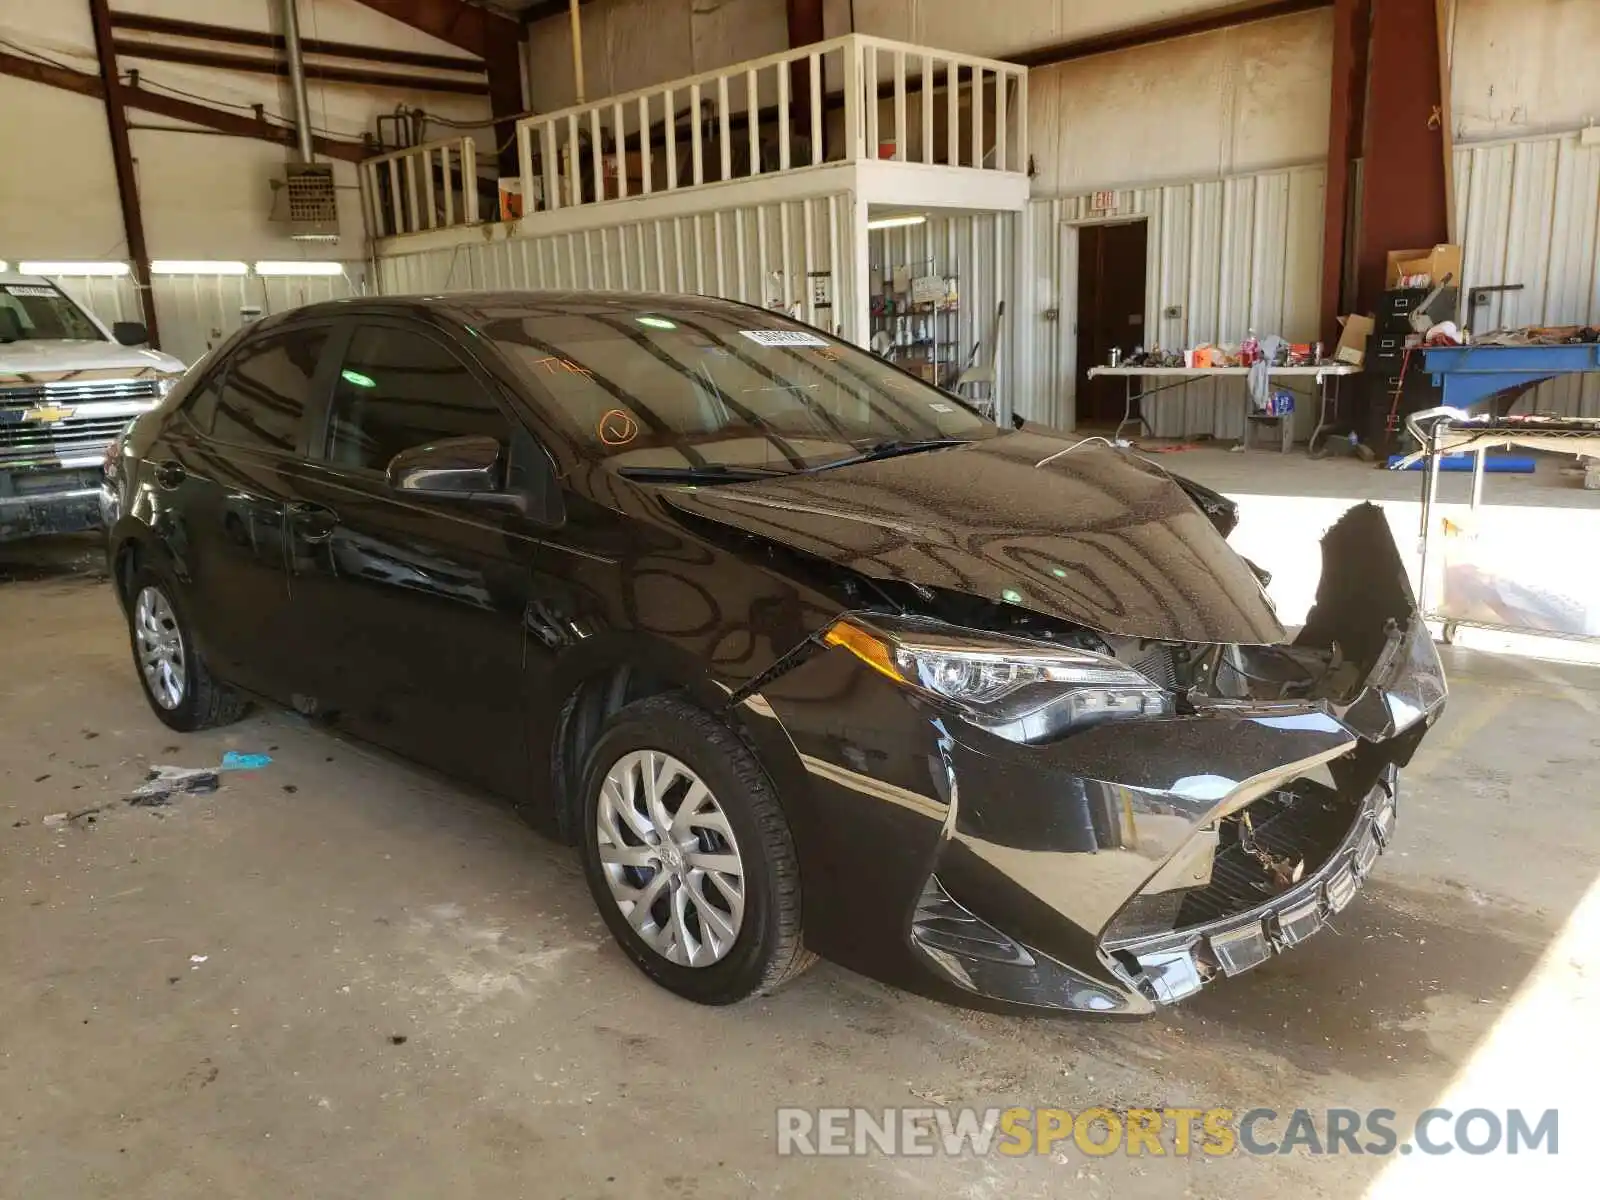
[
  {"x1": 1075, "y1": 219, "x2": 1149, "y2": 426},
  {"x1": 283, "y1": 320, "x2": 532, "y2": 796},
  {"x1": 155, "y1": 322, "x2": 336, "y2": 702}
]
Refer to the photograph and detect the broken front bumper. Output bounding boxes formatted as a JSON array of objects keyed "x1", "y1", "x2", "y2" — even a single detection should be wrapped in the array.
[{"x1": 1100, "y1": 763, "x2": 1400, "y2": 1004}]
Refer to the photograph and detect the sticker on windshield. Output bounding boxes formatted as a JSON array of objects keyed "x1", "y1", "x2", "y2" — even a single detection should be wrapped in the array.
[
  {"x1": 4, "y1": 285, "x2": 58, "y2": 298},
  {"x1": 597, "y1": 409, "x2": 639, "y2": 446},
  {"x1": 739, "y1": 329, "x2": 829, "y2": 348}
]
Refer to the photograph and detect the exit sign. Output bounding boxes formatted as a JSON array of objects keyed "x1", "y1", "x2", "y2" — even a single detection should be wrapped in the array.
[{"x1": 1090, "y1": 190, "x2": 1117, "y2": 213}]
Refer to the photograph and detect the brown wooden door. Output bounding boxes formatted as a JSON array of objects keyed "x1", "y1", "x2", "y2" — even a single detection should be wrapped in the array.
[{"x1": 1076, "y1": 220, "x2": 1149, "y2": 425}]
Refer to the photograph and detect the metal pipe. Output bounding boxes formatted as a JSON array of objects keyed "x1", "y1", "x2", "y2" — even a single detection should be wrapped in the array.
[
  {"x1": 280, "y1": 0, "x2": 314, "y2": 162},
  {"x1": 569, "y1": 0, "x2": 586, "y2": 104}
]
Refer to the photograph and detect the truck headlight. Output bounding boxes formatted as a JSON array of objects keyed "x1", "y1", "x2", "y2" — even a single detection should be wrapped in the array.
[
  {"x1": 824, "y1": 615, "x2": 1172, "y2": 743},
  {"x1": 155, "y1": 375, "x2": 182, "y2": 399}
]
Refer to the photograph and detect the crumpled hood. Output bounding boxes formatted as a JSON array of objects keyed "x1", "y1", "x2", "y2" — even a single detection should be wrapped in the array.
[
  {"x1": 661, "y1": 430, "x2": 1286, "y2": 644},
  {"x1": 0, "y1": 339, "x2": 186, "y2": 380}
]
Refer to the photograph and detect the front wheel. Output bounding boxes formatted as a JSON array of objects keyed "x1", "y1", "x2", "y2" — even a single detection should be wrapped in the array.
[
  {"x1": 578, "y1": 695, "x2": 813, "y2": 1004},
  {"x1": 126, "y1": 567, "x2": 248, "y2": 732}
]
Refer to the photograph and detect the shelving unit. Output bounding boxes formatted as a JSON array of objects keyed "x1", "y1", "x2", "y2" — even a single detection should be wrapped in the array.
[{"x1": 870, "y1": 271, "x2": 962, "y2": 388}]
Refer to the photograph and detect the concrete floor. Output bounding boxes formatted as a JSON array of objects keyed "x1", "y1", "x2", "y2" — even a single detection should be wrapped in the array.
[{"x1": 3, "y1": 533, "x2": 1598, "y2": 1198}]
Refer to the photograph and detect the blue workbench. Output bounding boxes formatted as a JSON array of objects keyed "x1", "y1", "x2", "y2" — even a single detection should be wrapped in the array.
[{"x1": 1424, "y1": 343, "x2": 1600, "y2": 410}]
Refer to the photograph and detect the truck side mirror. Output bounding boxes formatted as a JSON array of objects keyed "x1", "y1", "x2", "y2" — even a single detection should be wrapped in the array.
[{"x1": 112, "y1": 321, "x2": 149, "y2": 346}]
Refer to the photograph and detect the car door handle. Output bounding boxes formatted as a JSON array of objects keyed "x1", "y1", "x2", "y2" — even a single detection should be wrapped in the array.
[
  {"x1": 288, "y1": 501, "x2": 338, "y2": 543},
  {"x1": 154, "y1": 460, "x2": 186, "y2": 490}
]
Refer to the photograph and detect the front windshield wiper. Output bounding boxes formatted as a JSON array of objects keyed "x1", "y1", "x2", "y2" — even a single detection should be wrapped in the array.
[
  {"x1": 805, "y1": 438, "x2": 970, "y2": 472},
  {"x1": 616, "y1": 464, "x2": 790, "y2": 484}
]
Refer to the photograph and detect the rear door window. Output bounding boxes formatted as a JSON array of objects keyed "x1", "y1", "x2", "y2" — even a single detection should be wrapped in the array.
[
  {"x1": 321, "y1": 325, "x2": 511, "y2": 472},
  {"x1": 208, "y1": 325, "x2": 332, "y2": 451}
]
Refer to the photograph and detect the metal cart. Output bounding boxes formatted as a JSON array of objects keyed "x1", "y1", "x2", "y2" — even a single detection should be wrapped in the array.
[{"x1": 1405, "y1": 408, "x2": 1600, "y2": 644}]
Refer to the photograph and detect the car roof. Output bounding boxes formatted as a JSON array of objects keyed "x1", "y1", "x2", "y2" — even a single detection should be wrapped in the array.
[
  {"x1": 0, "y1": 273, "x2": 63, "y2": 288},
  {"x1": 281, "y1": 290, "x2": 769, "y2": 325}
]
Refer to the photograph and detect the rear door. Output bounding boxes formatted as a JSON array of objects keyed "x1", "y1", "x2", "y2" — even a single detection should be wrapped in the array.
[
  {"x1": 152, "y1": 321, "x2": 338, "y2": 701},
  {"x1": 283, "y1": 318, "x2": 532, "y2": 795}
]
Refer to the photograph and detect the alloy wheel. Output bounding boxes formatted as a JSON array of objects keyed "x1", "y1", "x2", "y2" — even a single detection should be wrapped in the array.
[
  {"x1": 134, "y1": 586, "x2": 187, "y2": 711},
  {"x1": 595, "y1": 750, "x2": 746, "y2": 967}
]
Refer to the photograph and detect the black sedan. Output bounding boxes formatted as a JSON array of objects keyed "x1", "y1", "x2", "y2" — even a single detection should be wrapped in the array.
[{"x1": 102, "y1": 292, "x2": 1446, "y2": 1014}]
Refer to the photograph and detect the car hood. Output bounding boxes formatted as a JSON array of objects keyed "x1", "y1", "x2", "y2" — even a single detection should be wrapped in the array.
[
  {"x1": 660, "y1": 430, "x2": 1286, "y2": 644},
  {"x1": 0, "y1": 339, "x2": 186, "y2": 380}
]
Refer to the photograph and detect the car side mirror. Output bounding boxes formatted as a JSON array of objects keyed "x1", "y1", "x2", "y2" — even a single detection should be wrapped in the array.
[
  {"x1": 112, "y1": 321, "x2": 149, "y2": 346},
  {"x1": 386, "y1": 435, "x2": 522, "y2": 509}
]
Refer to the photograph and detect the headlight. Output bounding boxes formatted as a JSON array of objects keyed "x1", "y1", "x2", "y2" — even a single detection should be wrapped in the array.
[
  {"x1": 824, "y1": 615, "x2": 1172, "y2": 743},
  {"x1": 155, "y1": 375, "x2": 181, "y2": 399}
]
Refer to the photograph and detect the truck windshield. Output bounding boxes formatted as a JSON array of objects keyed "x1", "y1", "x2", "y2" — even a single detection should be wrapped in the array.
[{"x1": 0, "y1": 285, "x2": 103, "y2": 343}]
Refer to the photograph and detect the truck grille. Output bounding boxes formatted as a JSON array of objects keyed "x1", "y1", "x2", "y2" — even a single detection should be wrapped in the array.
[
  {"x1": 0, "y1": 379, "x2": 158, "y2": 463},
  {"x1": 4, "y1": 379, "x2": 161, "y2": 405}
]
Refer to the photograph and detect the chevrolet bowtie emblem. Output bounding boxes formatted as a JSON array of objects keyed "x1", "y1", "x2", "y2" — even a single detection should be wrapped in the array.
[{"x1": 23, "y1": 405, "x2": 76, "y2": 424}]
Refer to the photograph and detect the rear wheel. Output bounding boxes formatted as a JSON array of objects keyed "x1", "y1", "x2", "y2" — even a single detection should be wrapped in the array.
[
  {"x1": 127, "y1": 567, "x2": 248, "y2": 732},
  {"x1": 578, "y1": 695, "x2": 813, "y2": 1004}
]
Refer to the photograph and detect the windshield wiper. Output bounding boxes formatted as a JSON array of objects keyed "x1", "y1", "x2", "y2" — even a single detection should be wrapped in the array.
[
  {"x1": 617, "y1": 464, "x2": 789, "y2": 484},
  {"x1": 806, "y1": 438, "x2": 970, "y2": 472}
]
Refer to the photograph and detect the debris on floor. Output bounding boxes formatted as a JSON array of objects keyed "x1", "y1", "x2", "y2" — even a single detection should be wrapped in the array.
[
  {"x1": 127, "y1": 765, "x2": 221, "y2": 807},
  {"x1": 221, "y1": 751, "x2": 273, "y2": 771}
]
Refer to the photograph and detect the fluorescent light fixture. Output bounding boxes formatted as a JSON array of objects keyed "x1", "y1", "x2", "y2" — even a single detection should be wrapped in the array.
[
  {"x1": 866, "y1": 215, "x2": 928, "y2": 231},
  {"x1": 0, "y1": 261, "x2": 8, "y2": 272},
  {"x1": 254, "y1": 260, "x2": 345, "y2": 276},
  {"x1": 152, "y1": 260, "x2": 249, "y2": 275},
  {"x1": 19, "y1": 261, "x2": 130, "y2": 277}
]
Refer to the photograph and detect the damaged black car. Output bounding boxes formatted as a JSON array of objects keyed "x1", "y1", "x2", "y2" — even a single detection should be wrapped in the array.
[{"x1": 102, "y1": 292, "x2": 1447, "y2": 1014}]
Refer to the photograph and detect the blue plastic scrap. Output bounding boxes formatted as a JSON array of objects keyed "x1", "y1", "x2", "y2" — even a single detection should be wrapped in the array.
[{"x1": 220, "y1": 751, "x2": 273, "y2": 771}]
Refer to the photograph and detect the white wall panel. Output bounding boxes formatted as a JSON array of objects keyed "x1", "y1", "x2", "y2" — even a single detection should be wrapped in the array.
[
  {"x1": 0, "y1": 0, "x2": 491, "y2": 265},
  {"x1": 376, "y1": 192, "x2": 855, "y2": 335},
  {"x1": 1450, "y1": 0, "x2": 1600, "y2": 141},
  {"x1": 1025, "y1": 9, "x2": 1332, "y2": 196},
  {"x1": 52, "y1": 268, "x2": 361, "y2": 368},
  {"x1": 1024, "y1": 163, "x2": 1326, "y2": 438},
  {"x1": 1455, "y1": 131, "x2": 1600, "y2": 418}
]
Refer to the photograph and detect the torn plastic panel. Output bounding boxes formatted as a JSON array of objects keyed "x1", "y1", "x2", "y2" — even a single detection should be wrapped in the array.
[{"x1": 738, "y1": 499, "x2": 1445, "y2": 1014}]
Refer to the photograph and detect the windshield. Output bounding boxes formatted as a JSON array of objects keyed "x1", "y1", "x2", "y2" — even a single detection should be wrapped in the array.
[
  {"x1": 0, "y1": 284, "x2": 103, "y2": 343},
  {"x1": 479, "y1": 302, "x2": 994, "y2": 473}
]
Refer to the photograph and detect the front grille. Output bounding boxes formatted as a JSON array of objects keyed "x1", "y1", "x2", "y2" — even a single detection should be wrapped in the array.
[
  {"x1": 4, "y1": 379, "x2": 160, "y2": 405},
  {"x1": 1105, "y1": 780, "x2": 1361, "y2": 942},
  {"x1": 0, "y1": 379, "x2": 156, "y2": 462}
]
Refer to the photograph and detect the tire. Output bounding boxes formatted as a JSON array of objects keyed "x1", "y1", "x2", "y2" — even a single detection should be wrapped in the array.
[
  {"x1": 126, "y1": 566, "x2": 249, "y2": 732},
  {"x1": 578, "y1": 694, "x2": 814, "y2": 1004}
]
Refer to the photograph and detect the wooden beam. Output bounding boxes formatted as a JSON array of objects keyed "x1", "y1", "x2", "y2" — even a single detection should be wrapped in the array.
[
  {"x1": 0, "y1": 44, "x2": 369, "y2": 162},
  {"x1": 1319, "y1": 0, "x2": 1367, "y2": 345},
  {"x1": 1010, "y1": 0, "x2": 1331, "y2": 68},
  {"x1": 107, "y1": 10, "x2": 484, "y2": 72},
  {"x1": 1356, "y1": 0, "x2": 1450, "y2": 310},
  {"x1": 112, "y1": 38, "x2": 489, "y2": 96},
  {"x1": 121, "y1": 84, "x2": 370, "y2": 162},
  {"x1": 0, "y1": 48, "x2": 103, "y2": 98},
  {"x1": 87, "y1": 0, "x2": 160, "y2": 350}
]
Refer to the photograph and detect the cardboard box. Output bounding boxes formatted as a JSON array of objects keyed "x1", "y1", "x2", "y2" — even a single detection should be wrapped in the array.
[
  {"x1": 1386, "y1": 244, "x2": 1462, "y2": 290},
  {"x1": 1334, "y1": 313, "x2": 1374, "y2": 366}
]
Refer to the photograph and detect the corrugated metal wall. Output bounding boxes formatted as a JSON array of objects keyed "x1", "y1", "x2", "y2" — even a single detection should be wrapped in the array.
[
  {"x1": 866, "y1": 211, "x2": 1020, "y2": 418},
  {"x1": 1455, "y1": 130, "x2": 1600, "y2": 418},
  {"x1": 1022, "y1": 164, "x2": 1327, "y2": 436},
  {"x1": 377, "y1": 193, "x2": 857, "y2": 337},
  {"x1": 52, "y1": 270, "x2": 364, "y2": 368}
]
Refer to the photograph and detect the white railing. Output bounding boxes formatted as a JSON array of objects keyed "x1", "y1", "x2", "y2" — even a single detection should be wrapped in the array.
[
  {"x1": 514, "y1": 34, "x2": 1028, "y2": 215},
  {"x1": 360, "y1": 136, "x2": 482, "y2": 238}
]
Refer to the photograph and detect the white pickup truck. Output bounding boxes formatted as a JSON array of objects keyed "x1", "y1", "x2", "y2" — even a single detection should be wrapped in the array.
[{"x1": 0, "y1": 274, "x2": 186, "y2": 542}]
